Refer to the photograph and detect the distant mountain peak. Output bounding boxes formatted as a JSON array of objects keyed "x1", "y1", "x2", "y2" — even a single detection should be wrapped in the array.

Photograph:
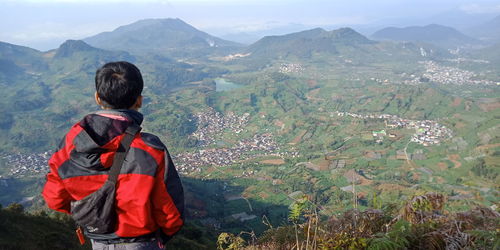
[
  {"x1": 83, "y1": 18, "x2": 240, "y2": 55},
  {"x1": 114, "y1": 18, "x2": 195, "y2": 33},
  {"x1": 327, "y1": 27, "x2": 373, "y2": 44},
  {"x1": 55, "y1": 40, "x2": 97, "y2": 58},
  {"x1": 332, "y1": 27, "x2": 357, "y2": 34}
]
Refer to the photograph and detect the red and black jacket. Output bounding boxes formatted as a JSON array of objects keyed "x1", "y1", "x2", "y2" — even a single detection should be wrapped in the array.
[{"x1": 42, "y1": 109, "x2": 184, "y2": 242}]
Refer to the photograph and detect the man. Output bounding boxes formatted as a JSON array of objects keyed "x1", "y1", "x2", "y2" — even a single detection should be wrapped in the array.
[{"x1": 42, "y1": 61, "x2": 184, "y2": 249}]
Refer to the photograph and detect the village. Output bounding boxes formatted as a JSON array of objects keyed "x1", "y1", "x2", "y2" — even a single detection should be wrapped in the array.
[
  {"x1": 175, "y1": 108, "x2": 299, "y2": 173},
  {"x1": 191, "y1": 108, "x2": 250, "y2": 146},
  {"x1": 0, "y1": 152, "x2": 51, "y2": 178},
  {"x1": 403, "y1": 60, "x2": 497, "y2": 85},
  {"x1": 175, "y1": 133, "x2": 284, "y2": 173},
  {"x1": 279, "y1": 63, "x2": 304, "y2": 74},
  {"x1": 336, "y1": 111, "x2": 453, "y2": 146}
]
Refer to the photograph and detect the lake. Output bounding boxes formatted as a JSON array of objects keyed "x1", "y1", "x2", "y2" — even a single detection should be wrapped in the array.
[{"x1": 215, "y1": 78, "x2": 242, "y2": 92}]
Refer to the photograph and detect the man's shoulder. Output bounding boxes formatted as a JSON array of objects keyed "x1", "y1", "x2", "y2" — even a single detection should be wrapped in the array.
[{"x1": 140, "y1": 132, "x2": 167, "y2": 151}]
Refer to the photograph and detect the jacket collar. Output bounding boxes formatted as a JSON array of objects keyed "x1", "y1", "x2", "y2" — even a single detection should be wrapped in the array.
[{"x1": 94, "y1": 109, "x2": 144, "y2": 125}]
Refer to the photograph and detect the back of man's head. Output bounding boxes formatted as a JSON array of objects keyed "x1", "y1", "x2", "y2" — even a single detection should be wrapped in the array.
[{"x1": 95, "y1": 61, "x2": 144, "y2": 109}]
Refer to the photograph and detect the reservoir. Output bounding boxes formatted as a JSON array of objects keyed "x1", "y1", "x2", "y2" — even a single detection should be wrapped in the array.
[{"x1": 215, "y1": 78, "x2": 242, "y2": 92}]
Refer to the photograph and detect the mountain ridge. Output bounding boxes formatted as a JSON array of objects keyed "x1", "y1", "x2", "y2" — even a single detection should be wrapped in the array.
[
  {"x1": 246, "y1": 27, "x2": 375, "y2": 59},
  {"x1": 372, "y1": 24, "x2": 478, "y2": 48},
  {"x1": 84, "y1": 18, "x2": 242, "y2": 56}
]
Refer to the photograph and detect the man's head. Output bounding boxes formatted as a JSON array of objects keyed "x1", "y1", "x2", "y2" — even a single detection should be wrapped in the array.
[{"x1": 95, "y1": 61, "x2": 143, "y2": 110}]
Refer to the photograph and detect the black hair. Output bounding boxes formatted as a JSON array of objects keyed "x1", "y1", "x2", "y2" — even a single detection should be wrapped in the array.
[{"x1": 95, "y1": 61, "x2": 143, "y2": 109}]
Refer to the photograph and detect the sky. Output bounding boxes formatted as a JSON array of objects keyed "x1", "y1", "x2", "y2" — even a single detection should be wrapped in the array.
[{"x1": 1, "y1": 0, "x2": 499, "y2": 50}]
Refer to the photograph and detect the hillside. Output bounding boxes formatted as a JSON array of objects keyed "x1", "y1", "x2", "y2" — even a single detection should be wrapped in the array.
[
  {"x1": 0, "y1": 204, "x2": 216, "y2": 250},
  {"x1": 372, "y1": 24, "x2": 479, "y2": 48},
  {"x1": 0, "y1": 41, "x2": 44, "y2": 67},
  {"x1": 246, "y1": 27, "x2": 374, "y2": 59},
  {"x1": 0, "y1": 39, "x2": 216, "y2": 154},
  {"x1": 84, "y1": 18, "x2": 241, "y2": 57},
  {"x1": 0, "y1": 204, "x2": 88, "y2": 250},
  {"x1": 0, "y1": 41, "x2": 48, "y2": 82}
]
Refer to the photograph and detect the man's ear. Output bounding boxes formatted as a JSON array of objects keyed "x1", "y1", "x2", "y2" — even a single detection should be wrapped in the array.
[
  {"x1": 132, "y1": 96, "x2": 143, "y2": 110},
  {"x1": 95, "y1": 92, "x2": 103, "y2": 106}
]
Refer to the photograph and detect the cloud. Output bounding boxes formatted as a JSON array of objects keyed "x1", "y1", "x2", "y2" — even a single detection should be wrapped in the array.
[
  {"x1": 3, "y1": 0, "x2": 272, "y2": 3},
  {"x1": 460, "y1": 3, "x2": 500, "y2": 14},
  {"x1": 0, "y1": 21, "x2": 117, "y2": 43},
  {"x1": 3, "y1": 0, "x2": 167, "y2": 3}
]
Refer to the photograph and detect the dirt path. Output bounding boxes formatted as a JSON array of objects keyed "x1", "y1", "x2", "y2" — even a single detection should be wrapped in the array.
[
  {"x1": 476, "y1": 143, "x2": 500, "y2": 151},
  {"x1": 291, "y1": 129, "x2": 308, "y2": 144},
  {"x1": 260, "y1": 159, "x2": 285, "y2": 165},
  {"x1": 448, "y1": 154, "x2": 462, "y2": 169},
  {"x1": 306, "y1": 88, "x2": 325, "y2": 102}
]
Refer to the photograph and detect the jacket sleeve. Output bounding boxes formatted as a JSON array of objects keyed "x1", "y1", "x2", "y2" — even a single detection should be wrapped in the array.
[
  {"x1": 42, "y1": 143, "x2": 72, "y2": 214},
  {"x1": 152, "y1": 148, "x2": 185, "y2": 242}
]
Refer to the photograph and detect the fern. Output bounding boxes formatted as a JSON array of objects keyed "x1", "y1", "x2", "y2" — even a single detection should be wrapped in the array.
[
  {"x1": 467, "y1": 230, "x2": 500, "y2": 249},
  {"x1": 288, "y1": 197, "x2": 307, "y2": 223},
  {"x1": 367, "y1": 237, "x2": 401, "y2": 250},
  {"x1": 385, "y1": 220, "x2": 410, "y2": 248},
  {"x1": 217, "y1": 233, "x2": 245, "y2": 250},
  {"x1": 242, "y1": 193, "x2": 499, "y2": 250}
]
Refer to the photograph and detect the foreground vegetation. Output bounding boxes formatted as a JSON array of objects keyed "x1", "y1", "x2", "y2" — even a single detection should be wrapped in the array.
[
  {"x1": 0, "y1": 193, "x2": 497, "y2": 249},
  {"x1": 0, "y1": 203, "x2": 216, "y2": 250},
  {"x1": 217, "y1": 193, "x2": 499, "y2": 250}
]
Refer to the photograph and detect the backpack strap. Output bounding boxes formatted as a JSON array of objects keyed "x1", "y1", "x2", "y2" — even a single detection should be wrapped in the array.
[{"x1": 107, "y1": 124, "x2": 142, "y2": 185}]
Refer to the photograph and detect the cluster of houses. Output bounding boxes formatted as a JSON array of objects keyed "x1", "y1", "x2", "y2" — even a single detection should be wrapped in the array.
[
  {"x1": 402, "y1": 61, "x2": 497, "y2": 85},
  {"x1": 420, "y1": 61, "x2": 496, "y2": 86},
  {"x1": 279, "y1": 63, "x2": 304, "y2": 74},
  {"x1": 407, "y1": 120, "x2": 453, "y2": 146},
  {"x1": 369, "y1": 77, "x2": 391, "y2": 84},
  {"x1": 0, "y1": 151, "x2": 51, "y2": 177},
  {"x1": 176, "y1": 108, "x2": 302, "y2": 174},
  {"x1": 191, "y1": 108, "x2": 250, "y2": 146},
  {"x1": 174, "y1": 133, "x2": 284, "y2": 174},
  {"x1": 336, "y1": 111, "x2": 453, "y2": 146}
]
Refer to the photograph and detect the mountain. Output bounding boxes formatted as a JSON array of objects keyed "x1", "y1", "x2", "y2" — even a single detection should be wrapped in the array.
[
  {"x1": 0, "y1": 39, "x2": 215, "y2": 153},
  {"x1": 466, "y1": 15, "x2": 500, "y2": 43},
  {"x1": 54, "y1": 39, "x2": 101, "y2": 58},
  {"x1": 0, "y1": 41, "x2": 47, "y2": 74},
  {"x1": 372, "y1": 24, "x2": 479, "y2": 48},
  {"x1": 49, "y1": 40, "x2": 135, "y2": 74},
  {"x1": 246, "y1": 27, "x2": 374, "y2": 58},
  {"x1": 0, "y1": 41, "x2": 49, "y2": 88},
  {"x1": 84, "y1": 18, "x2": 241, "y2": 56}
]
